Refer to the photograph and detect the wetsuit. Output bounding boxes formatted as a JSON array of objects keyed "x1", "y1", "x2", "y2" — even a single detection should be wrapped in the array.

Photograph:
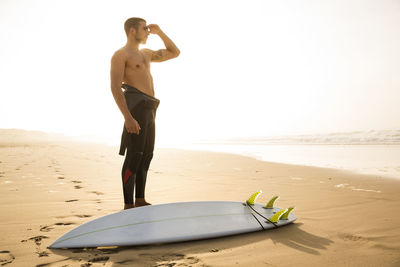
[{"x1": 119, "y1": 84, "x2": 160, "y2": 205}]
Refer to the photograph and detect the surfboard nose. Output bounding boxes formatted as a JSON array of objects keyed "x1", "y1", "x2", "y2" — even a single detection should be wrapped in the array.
[{"x1": 49, "y1": 237, "x2": 66, "y2": 249}]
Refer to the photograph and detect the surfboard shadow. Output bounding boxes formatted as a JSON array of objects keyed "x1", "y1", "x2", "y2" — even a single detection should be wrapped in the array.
[
  {"x1": 157, "y1": 222, "x2": 333, "y2": 256},
  {"x1": 256, "y1": 222, "x2": 334, "y2": 255}
]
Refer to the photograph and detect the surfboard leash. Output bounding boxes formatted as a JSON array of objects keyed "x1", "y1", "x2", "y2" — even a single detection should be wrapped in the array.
[
  {"x1": 246, "y1": 204, "x2": 279, "y2": 229},
  {"x1": 245, "y1": 204, "x2": 265, "y2": 230}
]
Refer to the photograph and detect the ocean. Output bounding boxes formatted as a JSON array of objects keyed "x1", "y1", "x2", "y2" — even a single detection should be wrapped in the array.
[{"x1": 172, "y1": 130, "x2": 400, "y2": 179}]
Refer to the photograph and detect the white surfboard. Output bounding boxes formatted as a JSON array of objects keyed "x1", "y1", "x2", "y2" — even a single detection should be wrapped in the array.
[{"x1": 50, "y1": 192, "x2": 296, "y2": 248}]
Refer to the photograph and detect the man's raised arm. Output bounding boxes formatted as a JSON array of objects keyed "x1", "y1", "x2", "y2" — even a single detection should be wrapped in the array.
[
  {"x1": 110, "y1": 51, "x2": 141, "y2": 134},
  {"x1": 147, "y1": 24, "x2": 180, "y2": 62}
]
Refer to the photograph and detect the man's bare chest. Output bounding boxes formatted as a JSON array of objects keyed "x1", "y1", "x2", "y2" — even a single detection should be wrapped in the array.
[{"x1": 126, "y1": 52, "x2": 149, "y2": 72}]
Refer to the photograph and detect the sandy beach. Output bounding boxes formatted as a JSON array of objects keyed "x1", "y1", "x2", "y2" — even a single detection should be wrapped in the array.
[{"x1": 1, "y1": 129, "x2": 400, "y2": 267}]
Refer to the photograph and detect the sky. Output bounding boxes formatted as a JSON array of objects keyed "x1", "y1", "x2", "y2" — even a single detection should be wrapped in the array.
[{"x1": 1, "y1": 0, "x2": 399, "y2": 146}]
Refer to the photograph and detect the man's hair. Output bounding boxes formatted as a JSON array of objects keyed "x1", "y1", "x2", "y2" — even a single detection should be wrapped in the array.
[{"x1": 124, "y1": 17, "x2": 146, "y2": 36}]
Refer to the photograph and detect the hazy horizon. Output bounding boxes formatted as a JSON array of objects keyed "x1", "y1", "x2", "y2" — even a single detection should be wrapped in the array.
[
  {"x1": 1, "y1": 127, "x2": 399, "y2": 147},
  {"x1": 1, "y1": 0, "x2": 399, "y2": 146}
]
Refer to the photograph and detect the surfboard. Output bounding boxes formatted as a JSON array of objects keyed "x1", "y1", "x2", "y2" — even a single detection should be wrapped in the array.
[{"x1": 50, "y1": 191, "x2": 296, "y2": 248}]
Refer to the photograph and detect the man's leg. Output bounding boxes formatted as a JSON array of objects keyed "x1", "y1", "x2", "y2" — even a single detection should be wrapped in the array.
[
  {"x1": 135, "y1": 153, "x2": 153, "y2": 206},
  {"x1": 121, "y1": 150, "x2": 143, "y2": 209},
  {"x1": 135, "y1": 114, "x2": 156, "y2": 207}
]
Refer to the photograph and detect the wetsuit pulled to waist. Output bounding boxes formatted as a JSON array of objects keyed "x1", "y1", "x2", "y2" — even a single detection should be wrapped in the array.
[{"x1": 122, "y1": 84, "x2": 160, "y2": 110}]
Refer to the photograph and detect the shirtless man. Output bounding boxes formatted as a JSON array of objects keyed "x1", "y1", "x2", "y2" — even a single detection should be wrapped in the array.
[{"x1": 110, "y1": 17, "x2": 180, "y2": 209}]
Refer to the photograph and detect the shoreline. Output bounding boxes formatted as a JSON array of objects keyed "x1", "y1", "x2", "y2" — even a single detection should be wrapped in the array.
[
  {"x1": 2, "y1": 128, "x2": 399, "y2": 180},
  {"x1": 1, "y1": 135, "x2": 400, "y2": 266},
  {"x1": 166, "y1": 143, "x2": 400, "y2": 181}
]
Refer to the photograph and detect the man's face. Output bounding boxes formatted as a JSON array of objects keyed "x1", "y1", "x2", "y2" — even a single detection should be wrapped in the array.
[{"x1": 134, "y1": 21, "x2": 149, "y2": 44}]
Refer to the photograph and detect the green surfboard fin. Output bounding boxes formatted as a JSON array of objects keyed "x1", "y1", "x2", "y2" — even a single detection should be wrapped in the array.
[
  {"x1": 246, "y1": 190, "x2": 262, "y2": 205},
  {"x1": 264, "y1": 196, "x2": 279, "y2": 209},
  {"x1": 280, "y1": 206, "x2": 295, "y2": 220},
  {"x1": 267, "y1": 208, "x2": 288, "y2": 224}
]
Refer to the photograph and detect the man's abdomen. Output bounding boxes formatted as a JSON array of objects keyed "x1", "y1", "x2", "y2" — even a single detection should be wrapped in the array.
[{"x1": 123, "y1": 72, "x2": 154, "y2": 97}]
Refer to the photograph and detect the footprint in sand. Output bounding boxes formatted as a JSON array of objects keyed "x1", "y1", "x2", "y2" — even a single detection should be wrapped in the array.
[
  {"x1": 71, "y1": 180, "x2": 82, "y2": 184},
  {"x1": 40, "y1": 225, "x2": 54, "y2": 232},
  {"x1": 142, "y1": 253, "x2": 202, "y2": 266},
  {"x1": 22, "y1": 236, "x2": 49, "y2": 246},
  {"x1": 57, "y1": 176, "x2": 65, "y2": 179},
  {"x1": 62, "y1": 249, "x2": 114, "y2": 266},
  {"x1": 54, "y1": 215, "x2": 92, "y2": 220},
  {"x1": 0, "y1": 251, "x2": 15, "y2": 266},
  {"x1": 338, "y1": 232, "x2": 368, "y2": 242},
  {"x1": 74, "y1": 185, "x2": 83, "y2": 189},
  {"x1": 36, "y1": 250, "x2": 50, "y2": 257},
  {"x1": 75, "y1": 214, "x2": 92, "y2": 218},
  {"x1": 54, "y1": 222, "x2": 75, "y2": 226},
  {"x1": 116, "y1": 259, "x2": 137, "y2": 265},
  {"x1": 88, "y1": 256, "x2": 109, "y2": 263},
  {"x1": 89, "y1": 191, "x2": 104, "y2": 195},
  {"x1": 186, "y1": 256, "x2": 201, "y2": 264}
]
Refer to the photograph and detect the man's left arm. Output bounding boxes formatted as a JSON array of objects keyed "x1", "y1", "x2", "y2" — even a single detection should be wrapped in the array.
[{"x1": 147, "y1": 24, "x2": 180, "y2": 62}]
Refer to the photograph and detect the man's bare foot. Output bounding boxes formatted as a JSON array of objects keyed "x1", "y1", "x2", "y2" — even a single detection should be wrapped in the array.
[
  {"x1": 135, "y1": 198, "x2": 151, "y2": 207},
  {"x1": 124, "y1": 203, "x2": 135, "y2": 210}
]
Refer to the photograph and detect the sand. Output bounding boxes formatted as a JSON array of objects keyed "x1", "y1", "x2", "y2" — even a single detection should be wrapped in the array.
[{"x1": 1, "y1": 129, "x2": 400, "y2": 267}]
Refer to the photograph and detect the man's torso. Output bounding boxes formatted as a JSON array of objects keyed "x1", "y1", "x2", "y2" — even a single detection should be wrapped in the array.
[{"x1": 122, "y1": 47, "x2": 154, "y2": 96}]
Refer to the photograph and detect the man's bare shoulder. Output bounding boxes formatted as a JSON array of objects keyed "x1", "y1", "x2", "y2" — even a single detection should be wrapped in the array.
[
  {"x1": 111, "y1": 47, "x2": 128, "y2": 62},
  {"x1": 141, "y1": 48, "x2": 156, "y2": 56},
  {"x1": 141, "y1": 48, "x2": 153, "y2": 53}
]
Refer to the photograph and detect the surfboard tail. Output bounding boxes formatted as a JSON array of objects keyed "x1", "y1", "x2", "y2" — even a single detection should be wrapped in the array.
[
  {"x1": 280, "y1": 206, "x2": 295, "y2": 220},
  {"x1": 264, "y1": 195, "x2": 279, "y2": 209},
  {"x1": 267, "y1": 208, "x2": 288, "y2": 224}
]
